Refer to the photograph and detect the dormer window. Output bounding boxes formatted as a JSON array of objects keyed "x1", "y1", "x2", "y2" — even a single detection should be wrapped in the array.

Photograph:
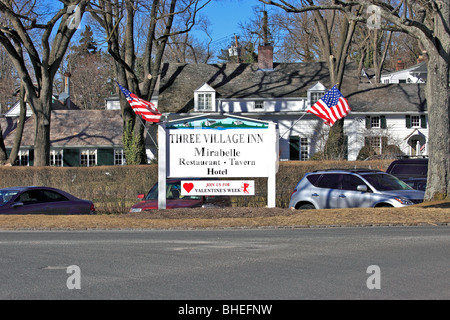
[
  {"x1": 195, "y1": 83, "x2": 216, "y2": 112},
  {"x1": 198, "y1": 93, "x2": 212, "y2": 111},
  {"x1": 307, "y1": 82, "x2": 326, "y2": 106},
  {"x1": 310, "y1": 91, "x2": 324, "y2": 104}
]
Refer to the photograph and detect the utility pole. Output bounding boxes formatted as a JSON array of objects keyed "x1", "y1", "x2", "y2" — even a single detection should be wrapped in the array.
[
  {"x1": 234, "y1": 34, "x2": 240, "y2": 63},
  {"x1": 263, "y1": 10, "x2": 270, "y2": 45}
]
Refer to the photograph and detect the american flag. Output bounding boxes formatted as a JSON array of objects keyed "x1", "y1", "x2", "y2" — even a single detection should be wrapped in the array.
[
  {"x1": 117, "y1": 82, "x2": 162, "y2": 123},
  {"x1": 306, "y1": 86, "x2": 351, "y2": 126}
]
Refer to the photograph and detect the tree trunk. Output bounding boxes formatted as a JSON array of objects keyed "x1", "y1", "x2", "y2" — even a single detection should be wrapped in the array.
[
  {"x1": 32, "y1": 83, "x2": 53, "y2": 167},
  {"x1": 33, "y1": 114, "x2": 51, "y2": 166},
  {"x1": 0, "y1": 125, "x2": 6, "y2": 164},
  {"x1": 424, "y1": 52, "x2": 450, "y2": 201},
  {"x1": 318, "y1": 13, "x2": 358, "y2": 160},
  {"x1": 8, "y1": 83, "x2": 27, "y2": 165}
]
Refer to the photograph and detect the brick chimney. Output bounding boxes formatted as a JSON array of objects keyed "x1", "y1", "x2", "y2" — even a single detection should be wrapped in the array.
[
  {"x1": 58, "y1": 72, "x2": 72, "y2": 108},
  {"x1": 396, "y1": 59, "x2": 405, "y2": 71},
  {"x1": 258, "y1": 10, "x2": 273, "y2": 71},
  {"x1": 258, "y1": 45, "x2": 273, "y2": 71}
]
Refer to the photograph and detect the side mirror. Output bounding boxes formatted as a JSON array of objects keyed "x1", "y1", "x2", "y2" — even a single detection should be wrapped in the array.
[
  {"x1": 357, "y1": 185, "x2": 368, "y2": 192},
  {"x1": 12, "y1": 202, "x2": 24, "y2": 208},
  {"x1": 137, "y1": 194, "x2": 145, "y2": 199}
]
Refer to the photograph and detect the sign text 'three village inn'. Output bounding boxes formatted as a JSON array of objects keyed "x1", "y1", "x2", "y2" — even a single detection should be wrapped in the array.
[
  {"x1": 169, "y1": 130, "x2": 267, "y2": 177},
  {"x1": 157, "y1": 115, "x2": 279, "y2": 208}
]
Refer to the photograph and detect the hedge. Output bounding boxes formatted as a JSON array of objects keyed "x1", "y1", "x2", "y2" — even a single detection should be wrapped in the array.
[{"x1": 0, "y1": 160, "x2": 392, "y2": 214}]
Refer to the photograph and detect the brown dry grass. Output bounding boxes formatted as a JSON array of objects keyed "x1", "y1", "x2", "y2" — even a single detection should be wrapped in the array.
[{"x1": 0, "y1": 200, "x2": 448, "y2": 230}]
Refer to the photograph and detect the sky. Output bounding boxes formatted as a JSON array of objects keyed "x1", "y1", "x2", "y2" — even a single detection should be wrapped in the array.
[{"x1": 195, "y1": 0, "x2": 264, "y2": 44}]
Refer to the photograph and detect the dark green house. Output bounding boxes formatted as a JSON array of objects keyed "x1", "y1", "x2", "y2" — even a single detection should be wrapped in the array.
[{"x1": 1, "y1": 110, "x2": 157, "y2": 166}]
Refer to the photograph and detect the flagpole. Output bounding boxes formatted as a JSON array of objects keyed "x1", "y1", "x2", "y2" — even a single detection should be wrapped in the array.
[
  {"x1": 280, "y1": 84, "x2": 349, "y2": 141},
  {"x1": 115, "y1": 80, "x2": 160, "y2": 150},
  {"x1": 136, "y1": 114, "x2": 159, "y2": 150},
  {"x1": 279, "y1": 112, "x2": 308, "y2": 140}
]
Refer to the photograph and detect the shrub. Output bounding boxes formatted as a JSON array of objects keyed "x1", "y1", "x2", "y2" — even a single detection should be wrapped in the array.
[{"x1": 0, "y1": 160, "x2": 392, "y2": 213}]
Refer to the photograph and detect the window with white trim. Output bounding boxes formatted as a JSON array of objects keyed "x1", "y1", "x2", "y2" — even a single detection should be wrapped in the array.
[
  {"x1": 194, "y1": 83, "x2": 216, "y2": 112},
  {"x1": 253, "y1": 100, "x2": 264, "y2": 110},
  {"x1": 15, "y1": 150, "x2": 29, "y2": 166},
  {"x1": 411, "y1": 115, "x2": 420, "y2": 128},
  {"x1": 80, "y1": 149, "x2": 96, "y2": 167},
  {"x1": 300, "y1": 138, "x2": 309, "y2": 161},
  {"x1": 197, "y1": 93, "x2": 213, "y2": 111},
  {"x1": 310, "y1": 91, "x2": 324, "y2": 105},
  {"x1": 368, "y1": 136, "x2": 382, "y2": 155},
  {"x1": 50, "y1": 149, "x2": 63, "y2": 167},
  {"x1": 371, "y1": 116, "x2": 381, "y2": 128},
  {"x1": 366, "y1": 115, "x2": 386, "y2": 129},
  {"x1": 114, "y1": 149, "x2": 126, "y2": 165}
]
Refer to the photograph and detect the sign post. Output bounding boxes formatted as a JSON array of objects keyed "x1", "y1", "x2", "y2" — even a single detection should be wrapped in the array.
[
  {"x1": 158, "y1": 114, "x2": 279, "y2": 208},
  {"x1": 158, "y1": 122, "x2": 167, "y2": 210}
]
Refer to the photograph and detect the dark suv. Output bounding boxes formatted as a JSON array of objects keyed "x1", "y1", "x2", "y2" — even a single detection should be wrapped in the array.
[
  {"x1": 289, "y1": 169, "x2": 424, "y2": 210},
  {"x1": 386, "y1": 158, "x2": 428, "y2": 191}
]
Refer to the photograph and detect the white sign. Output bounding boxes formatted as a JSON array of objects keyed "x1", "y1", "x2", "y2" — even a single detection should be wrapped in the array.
[
  {"x1": 158, "y1": 115, "x2": 279, "y2": 209},
  {"x1": 181, "y1": 180, "x2": 255, "y2": 196},
  {"x1": 167, "y1": 117, "x2": 276, "y2": 178},
  {"x1": 169, "y1": 130, "x2": 270, "y2": 177}
]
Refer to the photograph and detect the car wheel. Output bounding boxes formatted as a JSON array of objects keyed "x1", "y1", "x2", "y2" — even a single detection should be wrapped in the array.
[
  {"x1": 376, "y1": 203, "x2": 393, "y2": 208},
  {"x1": 297, "y1": 203, "x2": 315, "y2": 210}
]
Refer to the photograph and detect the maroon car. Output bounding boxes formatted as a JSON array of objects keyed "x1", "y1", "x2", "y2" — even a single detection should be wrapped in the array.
[
  {"x1": 130, "y1": 179, "x2": 231, "y2": 212},
  {"x1": 0, "y1": 186, "x2": 96, "y2": 214}
]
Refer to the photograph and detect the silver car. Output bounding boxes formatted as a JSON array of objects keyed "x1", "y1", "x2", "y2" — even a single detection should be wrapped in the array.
[{"x1": 289, "y1": 169, "x2": 425, "y2": 210}]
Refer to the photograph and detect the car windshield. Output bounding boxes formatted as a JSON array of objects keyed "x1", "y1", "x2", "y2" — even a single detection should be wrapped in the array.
[
  {"x1": 0, "y1": 189, "x2": 20, "y2": 206},
  {"x1": 145, "y1": 182, "x2": 201, "y2": 201},
  {"x1": 362, "y1": 173, "x2": 414, "y2": 191}
]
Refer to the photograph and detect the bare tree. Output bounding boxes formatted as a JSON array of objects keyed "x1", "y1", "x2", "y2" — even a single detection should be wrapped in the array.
[
  {"x1": 272, "y1": 9, "x2": 320, "y2": 62},
  {"x1": 89, "y1": 0, "x2": 210, "y2": 164},
  {"x1": 164, "y1": 11, "x2": 214, "y2": 63},
  {"x1": 372, "y1": 29, "x2": 392, "y2": 83},
  {"x1": 386, "y1": 32, "x2": 422, "y2": 69},
  {"x1": 261, "y1": 0, "x2": 450, "y2": 201},
  {"x1": 261, "y1": 1, "x2": 362, "y2": 160},
  {"x1": 0, "y1": 44, "x2": 16, "y2": 113},
  {"x1": 0, "y1": 0, "x2": 89, "y2": 166},
  {"x1": 4, "y1": 81, "x2": 26, "y2": 165}
]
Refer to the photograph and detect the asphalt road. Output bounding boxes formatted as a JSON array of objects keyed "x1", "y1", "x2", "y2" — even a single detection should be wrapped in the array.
[{"x1": 0, "y1": 226, "x2": 448, "y2": 300}]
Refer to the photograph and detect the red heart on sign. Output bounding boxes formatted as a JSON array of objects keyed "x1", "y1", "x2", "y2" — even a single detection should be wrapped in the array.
[{"x1": 183, "y1": 183, "x2": 194, "y2": 193}]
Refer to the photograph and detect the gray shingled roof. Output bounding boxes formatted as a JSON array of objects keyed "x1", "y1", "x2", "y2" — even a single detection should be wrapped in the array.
[
  {"x1": 158, "y1": 62, "x2": 347, "y2": 113},
  {"x1": 158, "y1": 61, "x2": 426, "y2": 114},
  {"x1": 1, "y1": 110, "x2": 124, "y2": 147},
  {"x1": 1, "y1": 63, "x2": 427, "y2": 151},
  {"x1": 348, "y1": 83, "x2": 427, "y2": 113}
]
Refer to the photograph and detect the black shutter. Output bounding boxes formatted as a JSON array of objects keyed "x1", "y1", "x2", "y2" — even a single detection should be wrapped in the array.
[
  {"x1": 97, "y1": 148, "x2": 115, "y2": 166},
  {"x1": 380, "y1": 116, "x2": 387, "y2": 129},
  {"x1": 63, "y1": 149, "x2": 80, "y2": 167},
  {"x1": 365, "y1": 116, "x2": 371, "y2": 129},
  {"x1": 421, "y1": 115, "x2": 427, "y2": 128},
  {"x1": 29, "y1": 149, "x2": 34, "y2": 166},
  {"x1": 343, "y1": 135, "x2": 348, "y2": 160},
  {"x1": 364, "y1": 137, "x2": 370, "y2": 146},
  {"x1": 406, "y1": 115, "x2": 411, "y2": 128},
  {"x1": 289, "y1": 136, "x2": 300, "y2": 161}
]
